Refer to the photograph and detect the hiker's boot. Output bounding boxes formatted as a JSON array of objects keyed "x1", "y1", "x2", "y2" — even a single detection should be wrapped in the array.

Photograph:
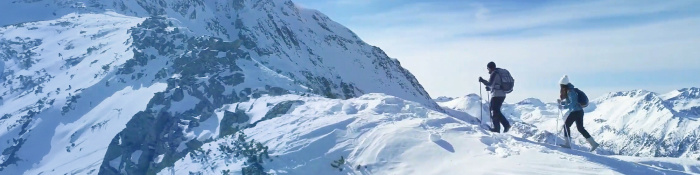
[
  {"x1": 559, "y1": 137, "x2": 571, "y2": 149},
  {"x1": 586, "y1": 137, "x2": 600, "y2": 152}
]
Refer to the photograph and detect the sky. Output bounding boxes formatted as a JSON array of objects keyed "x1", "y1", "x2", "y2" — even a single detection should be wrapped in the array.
[{"x1": 293, "y1": 0, "x2": 700, "y2": 103}]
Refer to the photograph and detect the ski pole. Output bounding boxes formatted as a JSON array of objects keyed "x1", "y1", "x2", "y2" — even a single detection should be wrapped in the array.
[
  {"x1": 559, "y1": 105, "x2": 570, "y2": 145},
  {"x1": 556, "y1": 101, "x2": 560, "y2": 146},
  {"x1": 480, "y1": 83, "x2": 483, "y2": 126},
  {"x1": 487, "y1": 91, "x2": 492, "y2": 129}
]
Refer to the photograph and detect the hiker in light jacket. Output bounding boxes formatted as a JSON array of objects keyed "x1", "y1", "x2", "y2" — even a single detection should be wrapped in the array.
[
  {"x1": 479, "y1": 62, "x2": 511, "y2": 133},
  {"x1": 558, "y1": 75, "x2": 599, "y2": 152}
]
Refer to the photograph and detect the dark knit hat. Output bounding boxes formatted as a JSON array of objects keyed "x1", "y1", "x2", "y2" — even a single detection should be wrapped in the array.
[{"x1": 487, "y1": 62, "x2": 496, "y2": 69}]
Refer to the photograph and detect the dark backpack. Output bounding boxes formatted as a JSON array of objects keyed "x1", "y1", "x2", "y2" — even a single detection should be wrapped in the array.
[
  {"x1": 574, "y1": 88, "x2": 589, "y2": 107},
  {"x1": 496, "y1": 69, "x2": 515, "y2": 94}
]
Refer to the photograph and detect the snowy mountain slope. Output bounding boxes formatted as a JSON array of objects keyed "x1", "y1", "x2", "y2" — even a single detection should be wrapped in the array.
[
  {"x1": 586, "y1": 89, "x2": 699, "y2": 158},
  {"x1": 160, "y1": 93, "x2": 700, "y2": 175},
  {"x1": 0, "y1": 0, "x2": 437, "y2": 109},
  {"x1": 663, "y1": 87, "x2": 700, "y2": 118},
  {"x1": 1, "y1": 0, "x2": 438, "y2": 174},
  {"x1": 0, "y1": 12, "x2": 159, "y2": 174},
  {"x1": 437, "y1": 88, "x2": 700, "y2": 160}
]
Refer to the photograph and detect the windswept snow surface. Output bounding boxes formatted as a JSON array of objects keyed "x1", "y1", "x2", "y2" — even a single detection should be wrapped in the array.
[
  {"x1": 164, "y1": 93, "x2": 698, "y2": 175},
  {"x1": 437, "y1": 88, "x2": 700, "y2": 161}
]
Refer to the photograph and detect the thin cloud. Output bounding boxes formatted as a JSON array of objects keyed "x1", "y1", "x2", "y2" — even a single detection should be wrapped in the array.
[{"x1": 294, "y1": 0, "x2": 700, "y2": 102}]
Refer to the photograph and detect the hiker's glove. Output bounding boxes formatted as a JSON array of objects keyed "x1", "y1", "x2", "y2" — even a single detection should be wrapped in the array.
[
  {"x1": 485, "y1": 87, "x2": 491, "y2": 91},
  {"x1": 557, "y1": 99, "x2": 564, "y2": 109},
  {"x1": 479, "y1": 77, "x2": 486, "y2": 83}
]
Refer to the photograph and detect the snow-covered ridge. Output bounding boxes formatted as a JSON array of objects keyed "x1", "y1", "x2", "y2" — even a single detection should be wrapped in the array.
[
  {"x1": 664, "y1": 87, "x2": 700, "y2": 100},
  {"x1": 163, "y1": 93, "x2": 700, "y2": 174},
  {"x1": 437, "y1": 88, "x2": 700, "y2": 159},
  {"x1": 434, "y1": 96, "x2": 455, "y2": 103},
  {"x1": 663, "y1": 87, "x2": 700, "y2": 117},
  {"x1": 516, "y1": 98, "x2": 546, "y2": 107},
  {"x1": 1, "y1": 0, "x2": 437, "y2": 174}
]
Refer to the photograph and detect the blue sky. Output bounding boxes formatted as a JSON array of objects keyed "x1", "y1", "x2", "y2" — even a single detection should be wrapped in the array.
[{"x1": 294, "y1": 0, "x2": 700, "y2": 103}]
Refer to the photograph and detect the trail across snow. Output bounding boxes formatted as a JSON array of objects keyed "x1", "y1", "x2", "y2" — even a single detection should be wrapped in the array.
[
  {"x1": 165, "y1": 93, "x2": 699, "y2": 175},
  {"x1": 437, "y1": 90, "x2": 700, "y2": 160}
]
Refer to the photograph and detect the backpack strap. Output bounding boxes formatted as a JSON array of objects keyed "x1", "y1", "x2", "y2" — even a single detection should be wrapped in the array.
[{"x1": 493, "y1": 69, "x2": 504, "y2": 90}]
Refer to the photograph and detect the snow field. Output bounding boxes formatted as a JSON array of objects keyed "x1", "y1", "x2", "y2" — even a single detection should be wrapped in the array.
[{"x1": 166, "y1": 93, "x2": 699, "y2": 174}]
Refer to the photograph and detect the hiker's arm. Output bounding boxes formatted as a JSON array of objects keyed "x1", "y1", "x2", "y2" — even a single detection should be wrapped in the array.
[{"x1": 485, "y1": 72, "x2": 497, "y2": 87}]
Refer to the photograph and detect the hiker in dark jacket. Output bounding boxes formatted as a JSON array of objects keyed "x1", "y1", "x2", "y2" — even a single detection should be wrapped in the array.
[
  {"x1": 479, "y1": 62, "x2": 511, "y2": 133},
  {"x1": 558, "y1": 75, "x2": 599, "y2": 151}
]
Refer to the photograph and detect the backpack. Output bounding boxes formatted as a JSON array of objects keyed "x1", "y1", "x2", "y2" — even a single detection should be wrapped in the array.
[
  {"x1": 496, "y1": 69, "x2": 515, "y2": 93},
  {"x1": 574, "y1": 88, "x2": 589, "y2": 107}
]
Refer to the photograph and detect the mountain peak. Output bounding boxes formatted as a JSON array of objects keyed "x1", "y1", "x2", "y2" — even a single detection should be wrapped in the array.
[
  {"x1": 661, "y1": 87, "x2": 700, "y2": 117},
  {"x1": 592, "y1": 89, "x2": 676, "y2": 116},
  {"x1": 659, "y1": 87, "x2": 699, "y2": 100},
  {"x1": 516, "y1": 98, "x2": 545, "y2": 106},
  {"x1": 434, "y1": 96, "x2": 455, "y2": 102},
  {"x1": 676, "y1": 87, "x2": 700, "y2": 98},
  {"x1": 598, "y1": 89, "x2": 654, "y2": 101}
]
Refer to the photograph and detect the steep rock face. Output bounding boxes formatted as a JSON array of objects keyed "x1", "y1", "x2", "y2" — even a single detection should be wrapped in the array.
[{"x1": 0, "y1": 0, "x2": 437, "y2": 174}]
